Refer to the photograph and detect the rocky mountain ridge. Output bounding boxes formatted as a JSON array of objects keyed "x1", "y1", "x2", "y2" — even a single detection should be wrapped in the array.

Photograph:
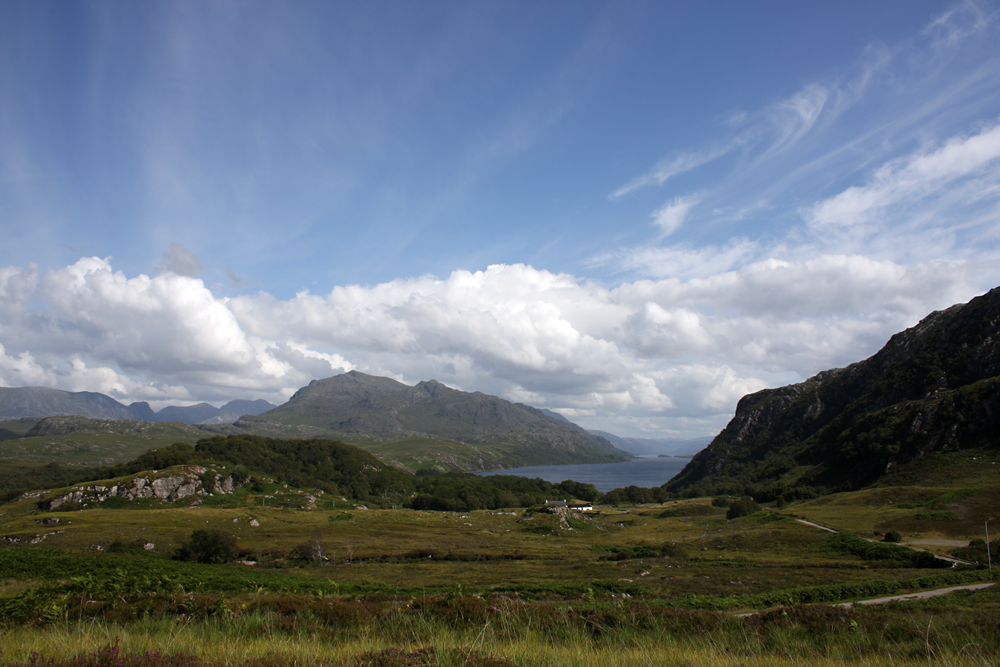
[
  {"x1": 665, "y1": 286, "x2": 1000, "y2": 498},
  {"x1": 239, "y1": 371, "x2": 628, "y2": 467}
]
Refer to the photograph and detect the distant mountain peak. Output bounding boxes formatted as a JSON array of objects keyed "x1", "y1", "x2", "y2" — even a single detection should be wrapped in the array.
[
  {"x1": 0, "y1": 387, "x2": 274, "y2": 425},
  {"x1": 246, "y1": 373, "x2": 629, "y2": 468}
]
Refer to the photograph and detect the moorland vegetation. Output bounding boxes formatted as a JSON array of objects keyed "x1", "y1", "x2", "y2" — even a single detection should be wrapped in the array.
[{"x1": 0, "y1": 434, "x2": 997, "y2": 666}]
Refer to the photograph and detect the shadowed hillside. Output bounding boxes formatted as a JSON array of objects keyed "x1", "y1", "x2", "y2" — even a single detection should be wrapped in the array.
[{"x1": 666, "y1": 286, "x2": 1000, "y2": 499}]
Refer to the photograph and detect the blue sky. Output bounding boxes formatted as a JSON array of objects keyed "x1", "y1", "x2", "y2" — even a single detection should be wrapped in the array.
[{"x1": 2, "y1": 0, "x2": 999, "y2": 438}]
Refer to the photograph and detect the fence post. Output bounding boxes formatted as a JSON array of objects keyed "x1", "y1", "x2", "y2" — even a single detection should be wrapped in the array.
[{"x1": 987, "y1": 520, "x2": 992, "y2": 570}]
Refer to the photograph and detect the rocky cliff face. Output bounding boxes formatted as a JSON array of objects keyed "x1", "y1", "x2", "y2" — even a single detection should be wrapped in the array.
[
  {"x1": 665, "y1": 287, "x2": 1000, "y2": 497},
  {"x1": 40, "y1": 467, "x2": 240, "y2": 510}
]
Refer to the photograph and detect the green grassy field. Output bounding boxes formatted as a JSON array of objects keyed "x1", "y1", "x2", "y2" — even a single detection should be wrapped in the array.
[
  {"x1": 0, "y1": 424, "x2": 204, "y2": 467},
  {"x1": 789, "y1": 448, "x2": 1000, "y2": 555},
  {"x1": 1, "y1": 445, "x2": 998, "y2": 666}
]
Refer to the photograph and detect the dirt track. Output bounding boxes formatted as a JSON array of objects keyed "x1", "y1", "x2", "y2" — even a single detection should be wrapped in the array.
[{"x1": 836, "y1": 583, "x2": 995, "y2": 607}]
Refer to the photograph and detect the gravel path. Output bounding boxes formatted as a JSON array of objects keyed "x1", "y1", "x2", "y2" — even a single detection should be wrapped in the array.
[
  {"x1": 835, "y1": 583, "x2": 995, "y2": 607},
  {"x1": 790, "y1": 517, "x2": 976, "y2": 565},
  {"x1": 904, "y1": 538, "x2": 968, "y2": 547},
  {"x1": 794, "y1": 518, "x2": 838, "y2": 533}
]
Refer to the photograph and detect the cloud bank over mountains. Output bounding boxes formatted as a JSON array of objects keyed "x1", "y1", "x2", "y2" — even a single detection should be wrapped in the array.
[{"x1": 0, "y1": 251, "x2": 983, "y2": 438}]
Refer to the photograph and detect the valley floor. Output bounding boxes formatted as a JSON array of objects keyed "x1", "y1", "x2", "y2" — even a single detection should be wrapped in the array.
[
  {"x1": 1, "y1": 495, "x2": 998, "y2": 666},
  {"x1": 1, "y1": 445, "x2": 998, "y2": 666}
]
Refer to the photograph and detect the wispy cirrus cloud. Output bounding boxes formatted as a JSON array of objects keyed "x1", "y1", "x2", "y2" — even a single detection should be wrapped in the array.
[
  {"x1": 601, "y1": 1, "x2": 1000, "y2": 283},
  {"x1": 610, "y1": 143, "x2": 738, "y2": 199},
  {"x1": 651, "y1": 195, "x2": 700, "y2": 238},
  {"x1": 806, "y1": 121, "x2": 1000, "y2": 232}
]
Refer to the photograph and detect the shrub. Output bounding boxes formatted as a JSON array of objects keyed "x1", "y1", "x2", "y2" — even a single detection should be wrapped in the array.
[
  {"x1": 175, "y1": 529, "x2": 238, "y2": 564},
  {"x1": 883, "y1": 530, "x2": 903, "y2": 543},
  {"x1": 107, "y1": 539, "x2": 148, "y2": 555},
  {"x1": 711, "y1": 496, "x2": 730, "y2": 508},
  {"x1": 661, "y1": 543, "x2": 688, "y2": 560},
  {"x1": 948, "y1": 538, "x2": 999, "y2": 564},
  {"x1": 230, "y1": 464, "x2": 250, "y2": 484},
  {"x1": 913, "y1": 510, "x2": 957, "y2": 520}
]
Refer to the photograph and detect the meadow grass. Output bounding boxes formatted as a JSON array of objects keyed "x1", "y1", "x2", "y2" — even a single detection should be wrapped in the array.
[
  {"x1": 2, "y1": 462, "x2": 999, "y2": 666},
  {"x1": 2, "y1": 597, "x2": 999, "y2": 667}
]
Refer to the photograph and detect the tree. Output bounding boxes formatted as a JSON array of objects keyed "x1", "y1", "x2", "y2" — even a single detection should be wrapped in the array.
[
  {"x1": 291, "y1": 530, "x2": 325, "y2": 563},
  {"x1": 726, "y1": 497, "x2": 759, "y2": 520},
  {"x1": 557, "y1": 480, "x2": 600, "y2": 502}
]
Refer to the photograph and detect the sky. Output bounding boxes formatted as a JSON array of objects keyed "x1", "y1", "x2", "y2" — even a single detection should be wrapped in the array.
[{"x1": 1, "y1": 0, "x2": 1000, "y2": 439}]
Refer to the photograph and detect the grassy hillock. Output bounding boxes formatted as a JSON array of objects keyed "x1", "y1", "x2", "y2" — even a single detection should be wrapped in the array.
[{"x1": 0, "y1": 418, "x2": 39, "y2": 441}]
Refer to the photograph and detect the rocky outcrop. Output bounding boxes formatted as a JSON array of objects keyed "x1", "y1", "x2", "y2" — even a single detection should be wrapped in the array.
[{"x1": 42, "y1": 467, "x2": 241, "y2": 510}]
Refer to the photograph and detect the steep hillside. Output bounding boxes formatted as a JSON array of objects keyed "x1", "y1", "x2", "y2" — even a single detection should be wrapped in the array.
[
  {"x1": 239, "y1": 371, "x2": 627, "y2": 468},
  {"x1": 666, "y1": 287, "x2": 1000, "y2": 498}
]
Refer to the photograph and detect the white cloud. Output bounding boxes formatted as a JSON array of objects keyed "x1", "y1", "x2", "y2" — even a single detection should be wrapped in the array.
[
  {"x1": 0, "y1": 344, "x2": 51, "y2": 388},
  {"x1": 0, "y1": 253, "x2": 988, "y2": 437},
  {"x1": 611, "y1": 82, "x2": 833, "y2": 202},
  {"x1": 596, "y1": 238, "x2": 760, "y2": 280},
  {"x1": 607, "y1": 2, "x2": 1000, "y2": 285}
]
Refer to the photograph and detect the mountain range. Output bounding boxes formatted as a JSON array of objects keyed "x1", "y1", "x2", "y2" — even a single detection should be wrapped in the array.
[
  {"x1": 0, "y1": 373, "x2": 630, "y2": 471},
  {"x1": 665, "y1": 286, "x2": 1000, "y2": 499},
  {"x1": 0, "y1": 387, "x2": 273, "y2": 425}
]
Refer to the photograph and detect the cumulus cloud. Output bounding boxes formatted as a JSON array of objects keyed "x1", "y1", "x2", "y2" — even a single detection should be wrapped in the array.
[{"x1": 0, "y1": 254, "x2": 987, "y2": 436}]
